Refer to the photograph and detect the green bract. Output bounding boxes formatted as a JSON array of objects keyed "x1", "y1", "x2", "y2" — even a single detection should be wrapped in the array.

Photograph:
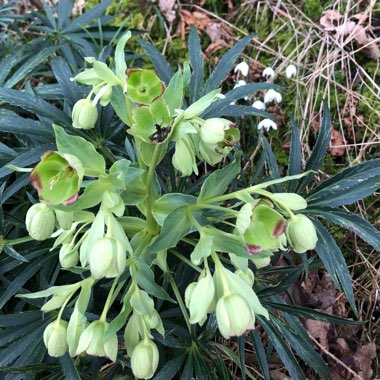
[
  {"x1": 127, "y1": 69, "x2": 164, "y2": 105},
  {"x1": 30, "y1": 151, "x2": 84, "y2": 205}
]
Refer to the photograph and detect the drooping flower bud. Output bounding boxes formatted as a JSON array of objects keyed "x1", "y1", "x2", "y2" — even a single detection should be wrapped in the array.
[
  {"x1": 30, "y1": 151, "x2": 84, "y2": 205},
  {"x1": 87, "y1": 237, "x2": 126, "y2": 279},
  {"x1": 43, "y1": 320, "x2": 69, "y2": 357},
  {"x1": 215, "y1": 294, "x2": 255, "y2": 339},
  {"x1": 25, "y1": 203, "x2": 56, "y2": 241},
  {"x1": 59, "y1": 243, "x2": 79, "y2": 268},
  {"x1": 76, "y1": 320, "x2": 118, "y2": 361},
  {"x1": 200, "y1": 118, "x2": 227, "y2": 145},
  {"x1": 131, "y1": 338, "x2": 159, "y2": 380},
  {"x1": 250, "y1": 256, "x2": 271, "y2": 269},
  {"x1": 286, "y1": 214, "x2": 318, "y2": 253},
  {"x1": 172, "y1": 135, "x2": 198, "y2": 176},
  {"x1": 72, "y1": 98, "x2": 98, "y2": 130}
]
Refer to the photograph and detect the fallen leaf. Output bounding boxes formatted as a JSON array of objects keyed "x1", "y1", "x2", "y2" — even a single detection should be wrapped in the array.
[
  {"x1": 330, "y1": 128, "x2": 346, "y2": 156},
  {"x1": 353, "y1": 343, "x2": 376, "y2": 380},
  {"x1": 159, "y1": 0, "x2": 176, "y2": 23},
  {"x1": 306, "y1": 318, "x2": 330, "y2": 349},
  {"x1": 320, "y1": 10, "x2": 380, "y2": 60}
]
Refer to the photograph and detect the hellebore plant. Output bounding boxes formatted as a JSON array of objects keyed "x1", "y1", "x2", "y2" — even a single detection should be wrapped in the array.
[{"x1": 9, "y1": 28, "x2": 379, "y2": 380}]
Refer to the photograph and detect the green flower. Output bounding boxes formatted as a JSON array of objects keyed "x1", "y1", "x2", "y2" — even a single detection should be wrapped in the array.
[
  {"x1": 25, "y1": 203, "x2": 56, "y2": 241},
  {"x1": 76, "y1": 320, "x2": 118, "y2": 361},
  {"x1": 59, "y1": 243, "x2": 79, "y2": 268},
  {"x1": 286, "y1": 214, "x2": 318, "y2": 253},
  {"x1": 216, "y1": 294, "x2": 255, "y2": 339},
  {"x1": 72, "y1": 98, "x2": 98, "y2": 130},
  {"x1": 243, "y1": 201, "x2": 287, "y2": 254},
  {"x1": 87, "y1": 237, "x2": 126, "y2": 279},
  {"x1": 43, "y1": 320, "x2": 69, "y2": 357},
  {"x1": 131, "y1": 338, "x2": 159, "y2": 379},
  {"x1": 127, "y1": 69, "x2": 164, "y2": 105},
  {"x1": 30, "y1": 151, "x2": 84, "y2": 205}
]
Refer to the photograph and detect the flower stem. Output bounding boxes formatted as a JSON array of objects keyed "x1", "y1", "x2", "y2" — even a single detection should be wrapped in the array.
[
  {"x1": 169, "y1": 275, "x2": 192, "y2": 334},
  {"x1": 100, "y1": 276, "x2": 119, "y2": 321}
]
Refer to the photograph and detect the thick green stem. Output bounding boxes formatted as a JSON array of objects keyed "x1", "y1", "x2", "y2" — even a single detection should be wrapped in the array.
[{"x1": 145, "y1": 144, "x2": 163, "y2": 235}]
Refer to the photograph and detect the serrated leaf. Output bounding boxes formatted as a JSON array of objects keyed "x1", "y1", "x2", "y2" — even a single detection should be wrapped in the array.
[
  {"x1": 306, "y1": 207, "x2": 380, "y2": 251},
  {"x1": 287, "y1": 117, "x2": 302, "y2": 192},
  {"x1": 258, "y1": 316, "x2": 305, "y2": 380},
  {"x1": 312, "y1": 220, "x2": 357, "y2": 315},
  {"x1": 138, "y1": 39, "x2": 174, "y2": 85},
  {"x1": 152, "y1": 352, "x2": 187, "y2": 380},
  {"x1": 250, "y1": 330, "x2": 270, "y2": 380},
  {"x1": 306, "y1": 159, "x2": 380, "y2": 207},
  {"x1": 261, "y1": 135, "x2": 282, "y2": 192}
]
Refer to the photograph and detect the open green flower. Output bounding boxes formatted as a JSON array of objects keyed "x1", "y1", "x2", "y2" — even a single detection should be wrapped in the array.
[
  {"x1": 243, "y1": 201, "x2": 287, "y2": 254},
  {"x1": 30, "y1": 151, "x2": 84, "y2": 205},
  {"x1": 127, "y1": 69, "x2": 164, "y2": 105}
]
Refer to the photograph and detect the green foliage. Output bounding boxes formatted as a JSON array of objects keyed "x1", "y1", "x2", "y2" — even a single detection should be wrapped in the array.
[{"x1": 0, "y1": 19, "x2": 379, "y2": 380}]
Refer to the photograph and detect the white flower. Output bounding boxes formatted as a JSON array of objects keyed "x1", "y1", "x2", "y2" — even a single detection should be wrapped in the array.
[
  {"x1": 252, "y1": 100, "x2": 265, "y2": 110},
  {"x1": 233, "y1": 80, "x2": 248, "y2": 100},
  {"x1": 258, "y1": 118, "x2": 277, "y2": 131},
  {"x1": 234, "y1": 62, "x2": 249, "y2": 77},
  {"x1": 229, "y1": 101, "x2": 236, "y2": 106},
  {"x1": 264, "y1": 89, "x2": 282, "y2": 104},
  {"x1": 233, "y1": 80, "x2": 247, "y2": 88},
  {"x1": 285, "y1": 64, "x2": 297, "y2": 78},
  {"x1": 262, "y1": 67, "x2": 275, "y2": 80}
]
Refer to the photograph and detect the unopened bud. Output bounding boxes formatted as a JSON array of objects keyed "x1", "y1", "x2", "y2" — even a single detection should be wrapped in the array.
[
  {"x1": 59, "y1": 243, "x2": 79, "y2": 268},
  {"x1": 200, "y1": 118, "x2": 226, "y2": 145},
  {"x1": 25, "y1": 203, "x2": 55, "y2": 241},
  {"x1": 286, "y1": 214, "x2": 318, "y2": 253},
  {"x1": 72, "y1": 99, "x2": 98, "y2": 130},
  {"x1": 43, "y1": 320, "x2": 69, "y2": 357},
  {"x1": 131, "y1": 339, "x2": 159, "y2": 379}
]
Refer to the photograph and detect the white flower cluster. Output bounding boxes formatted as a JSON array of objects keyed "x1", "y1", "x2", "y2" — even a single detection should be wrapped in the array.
[{"x1": 232, "y1": 61, "x2": 298, "y2": 132}]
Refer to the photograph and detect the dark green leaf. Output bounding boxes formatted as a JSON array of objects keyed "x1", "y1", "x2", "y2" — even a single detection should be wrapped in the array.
[
  {"x1": 287, "y1": 117, "x2": 302, "y2": 192},
  {"x1": 0, "y1": 115, "x2": 53, "y2": 138},
  {"x1": 258, "y1": 316, "x2": 305, "y2": 380},
  {"x1": 263, "y1": 302, "x2": 361, "y2": 325},
  {"x1": 203, "y1": 34, "x2": 254, "y2": 94},
  {"x1": 138, "y1": 39, "x2": 174, "y2": 85},
  {"x1": 188, "y1": 25, "x2": 204, "y2": 103},
  {"x1": 312, "y1": 220, "x2": 357, "y2": 315},
  {"x1": 270, "y1": 314, "x2": 330, "y2": 380},
  {"x1": 250, "y1": 330, "x2": 270, "y2": 380},
  {"x1": 59, "y1": 353, "x2": 81, "y2": 380},
  {"x1": 152, "y1": 352, "x2": 187, "y2": 380},
  {"x1": 3, "y1": 245, "x2": 29, "y2": 262},
  {"x1": 297, "y1": 102, "x2": 331, "y2": 192},
  {"x1": 307, "y1": 207, "x2": 380, "y2": 251},
  {"x1": 0, "y1": 88, "x2": 71, "y2": 127},
  {"x1": 261, "y1": 135, "x2": 282, "y2": 192},
  {"x1": 237, "y1": 336, "x2": 246, "y2": 380},
  {"x1": 306, "y1": 159, "x2": 380, "y2": 207}
]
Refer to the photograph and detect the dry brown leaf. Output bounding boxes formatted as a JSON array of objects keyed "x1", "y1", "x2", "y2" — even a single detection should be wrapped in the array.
[
  {"x1": 319, "y1": 10, "x2": 380, "y2": 60},
  {"x1": 306, "y1": 318, "x2": 330, "y2": 349},
  {"x1": 159, "y1": 0, "x2": 176, "y2": 23},
  {"x1": 270, "y1": 371, "x2": 291, "y2": 380},
  {"x1": 330, "y1": 128, "x2": 346, "y2": 156},
  {"x1": 353, "y1": 343, "x2": 376, "y2": 380}
]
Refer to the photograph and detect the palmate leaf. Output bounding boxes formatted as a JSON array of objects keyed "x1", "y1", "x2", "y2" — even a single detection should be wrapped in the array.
[
  {"x1": 306, "y1": 158, "x2": 380, "y2": 207},
  {"x1": 312, "y1": 220, "x2": 357, "y2": 315}
]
